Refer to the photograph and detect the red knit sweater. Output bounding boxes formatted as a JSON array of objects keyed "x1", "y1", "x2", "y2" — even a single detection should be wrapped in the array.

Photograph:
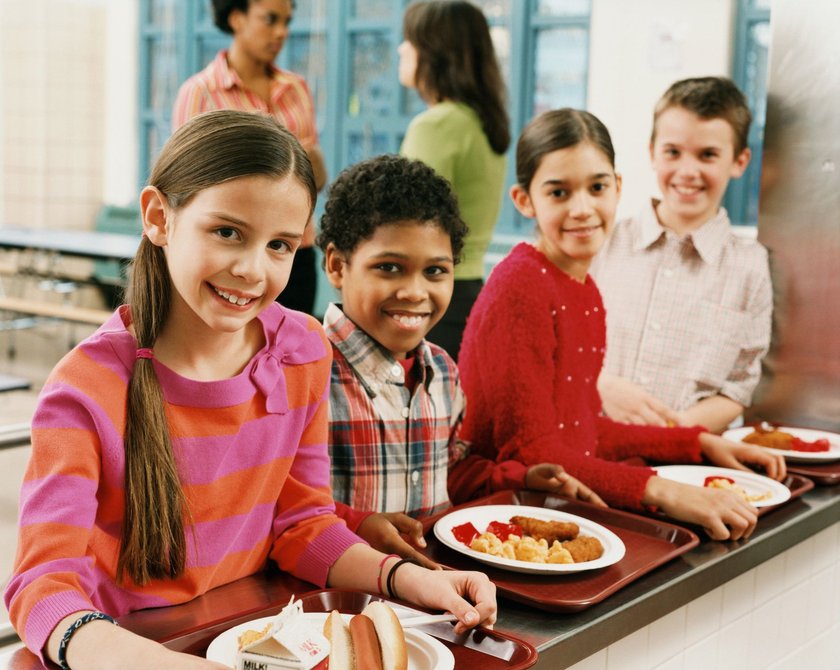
[{"x1": 459, "y1": 243, "x2": 704, "y2": 510}]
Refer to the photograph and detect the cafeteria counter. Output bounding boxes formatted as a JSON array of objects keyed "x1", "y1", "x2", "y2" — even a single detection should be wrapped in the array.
[
  {"x1": 1, "y1": 485, "x2": 838, "y2": 669},
  {"x1": 508, "y1": 484, "x2": 840, "y2": 669}
]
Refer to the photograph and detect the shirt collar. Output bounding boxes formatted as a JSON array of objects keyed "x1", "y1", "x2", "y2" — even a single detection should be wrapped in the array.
[
  {"x1": 323, "y1": 303, "x2": 433, "y2": 398},
  {"x1": 214, "y1": 49, "x2": 285, "y2": 92},
  {"x1": 635, "y1": 199, "x2": 732, "y2": 264}
]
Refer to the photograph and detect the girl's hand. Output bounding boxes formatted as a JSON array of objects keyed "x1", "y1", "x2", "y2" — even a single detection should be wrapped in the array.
[
  {"x1": 699, "y1": 433, "x2": 787, "y2": 481},
  {"x1": 525, "y1": 463, "x2": 607, "y2": 507},
  {"x1": 392, "y1": 564, "x2": 497, "y2": 634},
  {"x1": 643, "y1": 476, "x2": 758, "y2": 541},
  {"x1": 598, "y1": 374, "x2": 681, "y2": 426},
  {"x1": 356, "y1": 513, "x2": 439, "y2": 570}
]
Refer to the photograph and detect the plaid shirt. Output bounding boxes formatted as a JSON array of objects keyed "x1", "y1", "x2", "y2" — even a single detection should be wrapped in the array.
[
  {"x1": 323, "y1": 304, "x2": 467, "y2": 519},
  {"x1": 172, "y1": 50, "x2": 318, "y2": 150},
  {"x1": 591, "y1": 201, "x2": 772, "y2": 410}
]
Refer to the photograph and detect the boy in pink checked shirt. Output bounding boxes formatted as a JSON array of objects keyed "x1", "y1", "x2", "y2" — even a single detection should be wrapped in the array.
[
  {"x1": 317, "y1": 155, "x2": 604, "y2": 567},
  {"x1": 591, "y1": 77, "x2": 772, "y2": 434}
]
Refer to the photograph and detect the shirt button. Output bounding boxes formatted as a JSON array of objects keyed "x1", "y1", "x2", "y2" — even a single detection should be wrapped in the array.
[
  {"x1": 639, "y1": 376, "x2": 650, "y2": 385},
  {"x1": 391, "y1": 364, "x2": 401, "y2": 376},
  {"x1": 401, "y1": 406, "x2": 410, "y2": 418},
  {"x1": 585, "y1": 310, "x2": 590, "y2": 316},
  {"x1": 411, "y1": 470, "x2": 420, "y2": 484},
  {"x1": 650, "y1": 322, "x2": 661, "y2": 331},
  {"x1": 559, "y1": 423, "x2": 565, "y2": 429},
  {"x1": 663, "y1": 269, "x2": 674, "y2": 278},
  {"x1": 584, "y1": 450, "x2": 591, "y2": 457}
]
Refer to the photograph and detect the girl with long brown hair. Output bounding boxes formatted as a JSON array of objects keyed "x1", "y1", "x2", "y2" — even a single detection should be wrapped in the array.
[
  {"x1": 5, "y1": 110, "x2": 495, "y2": 670},
  {"x1": 399, "y1": 0, "x2": 510, "y2": 360}
]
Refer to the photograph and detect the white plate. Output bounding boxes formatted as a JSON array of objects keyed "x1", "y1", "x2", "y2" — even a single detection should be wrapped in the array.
[
  {"x1": 655, "y1": 465, "x2": 790, "y2": 508},
  {"x1": 723, "y1": 426, "x2": 840, "y2": 463},
  {"x1": 433, "y1": 504, "x2": 625, "y2": 575},
  {"x1": 205, "y1": 612, "x2": 454, "y2": 670}
]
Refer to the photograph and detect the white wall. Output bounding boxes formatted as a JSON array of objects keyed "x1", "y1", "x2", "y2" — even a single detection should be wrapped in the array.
[
  {"x1": 0, "y1": 0, "x2": 137, "y2": 232},
  {"x1": 103, "y1": 0, "x2": 139, "y2": 206},
  {"x1": 566, "y1": 522, "x2": 840, "y2": 670},
  {"x1": 588, "y1": 0, "x2": 736, "y2": 220}
]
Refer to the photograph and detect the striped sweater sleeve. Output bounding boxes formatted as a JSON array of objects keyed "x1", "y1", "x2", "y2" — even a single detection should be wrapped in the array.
[{"x1": 4, "y1": 372, "x2": 118, "y2": 659}]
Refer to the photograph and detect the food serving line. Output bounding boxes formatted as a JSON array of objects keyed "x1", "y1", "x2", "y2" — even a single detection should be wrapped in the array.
[{"x1": 2, "y1": 447, "x2": 840, "y2": 669}]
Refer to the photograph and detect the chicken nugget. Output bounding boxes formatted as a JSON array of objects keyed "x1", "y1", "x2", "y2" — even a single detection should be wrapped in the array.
[
  {"x1": 742, "y1": 428, "x2": 795, "y2": 450},
  {"x1": 510, "y1": 515, "x2": 579, "y2": 543},
  {"x1": 561, "y1": 536, "x2": 604, "y2": 563}
]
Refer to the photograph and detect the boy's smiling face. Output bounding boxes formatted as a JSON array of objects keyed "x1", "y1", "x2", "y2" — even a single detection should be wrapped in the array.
[
  {"x1": 325, "y1": 220, "x2": 455, "y2": 359},
  {"x1": 651, "y1": 106, "x2": 750, "y2": 232}
]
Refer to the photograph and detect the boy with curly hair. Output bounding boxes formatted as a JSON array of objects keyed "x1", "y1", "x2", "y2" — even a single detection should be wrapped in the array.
[{"x1": 318, "y1": 155, "x2": 602, "y2": 566}]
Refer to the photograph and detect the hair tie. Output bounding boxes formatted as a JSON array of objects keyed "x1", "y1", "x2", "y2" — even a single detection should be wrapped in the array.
[{"x1": 136, "y1": 348, "x2": 154, "y2": 360}]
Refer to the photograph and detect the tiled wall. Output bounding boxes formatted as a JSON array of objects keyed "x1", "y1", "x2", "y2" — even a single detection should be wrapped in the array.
[
  {"x1": 0, "y1": 0, "x2": 106, "y2": 232},
  {"x1": 567, "y1": 521, "x2": 840, "y2": 670}
]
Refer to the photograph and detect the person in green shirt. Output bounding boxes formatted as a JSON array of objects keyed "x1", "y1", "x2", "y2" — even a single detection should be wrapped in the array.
[{"x1": 398, "y1": 0, "x2": 509, "y2": 360}]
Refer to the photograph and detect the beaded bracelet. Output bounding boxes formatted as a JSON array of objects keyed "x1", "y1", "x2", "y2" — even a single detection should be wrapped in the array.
[
  {"x1": 376, "y1": 553, "x2": 400, "y2": 595},
  {"x1": 57, "y1": 611, "x2": 118, "y2": 670},
  {"x1": 385, "y1": 557, "x2": 421, "y2": 600}
]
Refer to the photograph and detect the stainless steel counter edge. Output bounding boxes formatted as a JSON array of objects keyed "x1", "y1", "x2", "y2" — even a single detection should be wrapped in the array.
[{"x1": 492, "y1": 486, "x2": 840, "y2": 668}]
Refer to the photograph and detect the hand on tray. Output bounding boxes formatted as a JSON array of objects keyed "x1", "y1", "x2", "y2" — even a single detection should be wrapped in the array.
[
  {"x1": 391, "y1": 562, "x2": 498, "y2": 633},
  {"x1": 699, "y1": 432, "x2": 787, "y2": 481},
  {"x1": 525, "y1": 463, "x2": 607, "y2": 507},
  {"x1": 356, "y1": 512, "x2": 440, "y2": 569},
  {"x1": 644, "y1": 475, "x2": 758, "y2": 541}
]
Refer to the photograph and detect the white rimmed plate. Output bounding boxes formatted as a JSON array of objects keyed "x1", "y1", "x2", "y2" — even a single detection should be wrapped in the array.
[
  {"x1": 655, "y1": 465, "x2": 790, "y2": 508},
  {"x1": 723, "y1": 426, "x2": 840, "y2": 463},
  {"x1": 433, "y1": 504, "x2": 625, "y2": 575},
  {"x1": 205, "y1": 612, "x2": 454, "y2": 670}
]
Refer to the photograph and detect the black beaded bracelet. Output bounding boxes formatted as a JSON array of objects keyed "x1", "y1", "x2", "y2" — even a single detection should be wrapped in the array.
[
  {"x1": 385, "y1": 557, "x2": 420, "y2": 600},
  {"x1": 57, "y1": 611, "x2": 118, "y2": 670}
]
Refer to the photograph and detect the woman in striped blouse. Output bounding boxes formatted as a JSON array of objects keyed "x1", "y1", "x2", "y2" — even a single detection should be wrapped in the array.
[{"x1": 172, "y1": 0, "x2": 326, "y2": 316}]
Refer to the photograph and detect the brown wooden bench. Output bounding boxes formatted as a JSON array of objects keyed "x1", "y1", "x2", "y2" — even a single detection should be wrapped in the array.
[{"x1": 0, "y1": 295, "x2": 111, "y2": 326}]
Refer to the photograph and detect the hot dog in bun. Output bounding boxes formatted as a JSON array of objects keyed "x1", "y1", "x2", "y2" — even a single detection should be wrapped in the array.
[{"x1": 322, "y1": 603, "x2": 408, "y2": 670}]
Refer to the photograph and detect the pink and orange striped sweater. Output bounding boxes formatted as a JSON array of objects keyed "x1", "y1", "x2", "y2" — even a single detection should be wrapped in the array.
[{"x1": 4, "y1": 304, "x2": 362, "y2": 658}]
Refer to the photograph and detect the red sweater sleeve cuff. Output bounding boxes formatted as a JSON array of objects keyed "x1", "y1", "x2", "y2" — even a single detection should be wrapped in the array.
[
  {"x1": 490, "y1": 460, "x2": 529, "y2": 492},
  {"x1": 333, "y1": 501, "x2": 374, "y2": 534}
]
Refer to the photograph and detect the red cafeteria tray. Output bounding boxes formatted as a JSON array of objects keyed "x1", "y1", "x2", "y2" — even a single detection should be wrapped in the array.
[
  {"x1": 759, "y1": 473, "x2": 815, "y2": 512},
  {"x1": 296, "y1": 590, "x2": 537, "y2": 669},
  {"x1": 156, "y1": 588, "x2": 538, "y2": 669},
  {"x1": 420, "y1": 490, "x2": 699, "y2": 613},
  {"x1": 787, "y1": 462, "x2": 840, "y2": 486}
]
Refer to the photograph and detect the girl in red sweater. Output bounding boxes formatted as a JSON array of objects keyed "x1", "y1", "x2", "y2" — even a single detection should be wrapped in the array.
[{"x1": 459, "y1": 109, "x2": 785, "y2": 541}]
